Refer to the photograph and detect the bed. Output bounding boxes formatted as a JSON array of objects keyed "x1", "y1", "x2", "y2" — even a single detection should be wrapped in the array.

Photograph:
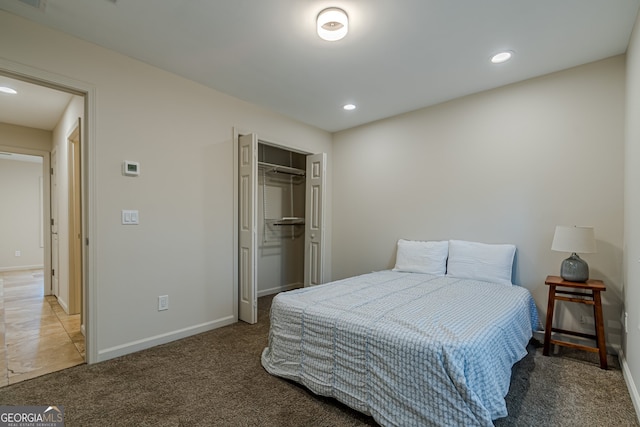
[{"x1": 261, "y1": 240, "x2": 540, "y2": 426}]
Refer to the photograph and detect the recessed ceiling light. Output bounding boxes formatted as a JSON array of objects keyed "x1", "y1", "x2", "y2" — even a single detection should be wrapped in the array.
[
  {"x1": 490, "y1": 51, "x2": 513, "y2": 64},
  {"x1": 317, "y1": 8, "x2": 349, "y2": 41},
  {"x1": 343, "y1": 104, "x2": 356, "y2": 111},
  {"x1": 0, "y1": 87, "x2": 17, "y2": 94}
]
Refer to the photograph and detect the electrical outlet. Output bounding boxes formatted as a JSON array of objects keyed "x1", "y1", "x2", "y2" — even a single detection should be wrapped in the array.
[
  {"x1": 14, "y1": 250, "x2": 21, "y2": 257},
  {"x1": 158, "y1": 295, "x2": 169, "y2": 311}
]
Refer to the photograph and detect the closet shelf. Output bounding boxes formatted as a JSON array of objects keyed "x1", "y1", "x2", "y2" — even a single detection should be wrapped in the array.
[
  {"x1": 258, "y1": 161, "x2": 305, "y2": 177},
  {"x1": 266, "y1": 217, "x2": 305, "y2": 226}
]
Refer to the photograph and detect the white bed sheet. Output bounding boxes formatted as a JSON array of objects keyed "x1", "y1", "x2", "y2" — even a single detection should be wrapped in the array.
[{"x1": 261, "y1": 271, "x2": 539, "y2": 426}]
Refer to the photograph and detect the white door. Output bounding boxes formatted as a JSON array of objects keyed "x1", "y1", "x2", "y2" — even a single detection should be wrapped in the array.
[
  {"x1": 238, "y1": 133, "x2": 258, "y2": 324},
  {"x1": 51, "y1": 149, "x2": 59, "y2": 296},
  {"x1": 304, "y1": 153, "x2": 326, "y2": 286}
]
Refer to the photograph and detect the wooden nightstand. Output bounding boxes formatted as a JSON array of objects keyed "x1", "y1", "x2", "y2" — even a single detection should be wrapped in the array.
[{"x1": 543, "y1": 275, "x2": 607, "y2": 369}]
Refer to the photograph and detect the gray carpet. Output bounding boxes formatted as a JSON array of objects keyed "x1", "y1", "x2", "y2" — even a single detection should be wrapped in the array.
[{"x1": 0, "y1": 295, "x2": 637, "y2": 426}]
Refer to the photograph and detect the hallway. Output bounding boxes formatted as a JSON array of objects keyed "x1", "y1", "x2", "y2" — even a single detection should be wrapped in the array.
[{"x1": 0, "y1": 269, "x2": 84, "y2": 387}]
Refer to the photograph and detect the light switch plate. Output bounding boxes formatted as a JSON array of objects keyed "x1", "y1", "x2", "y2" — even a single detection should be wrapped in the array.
[
  {"x1": 158, "y1": 295, "x2": 169, "y2": 311},
  {"x1": 121, "y1": 210, "x2": 139, "y2": 225}
]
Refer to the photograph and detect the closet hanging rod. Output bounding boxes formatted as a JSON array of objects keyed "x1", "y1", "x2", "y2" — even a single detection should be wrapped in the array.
[{"x1": 258, "y1": 161, "x2": 305, "y2": 176}]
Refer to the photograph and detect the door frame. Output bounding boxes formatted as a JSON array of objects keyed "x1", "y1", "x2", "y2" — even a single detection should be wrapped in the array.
[
  {"x1": 67, "y1": 122, "x2": 82, "y2": 315},
  {"x1": 0, "y1": 59, "x2": 98, "y2": 364},
  {"x1": 51, "y1": 148, "x2": 59, "y2": 296}
]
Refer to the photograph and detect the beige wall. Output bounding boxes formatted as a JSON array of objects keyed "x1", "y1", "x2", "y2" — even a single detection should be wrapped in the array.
[
  {"x1": 333, "y1": 56, "x2": 625, "y2": 348},
  {"x1": 0, "y1": 158, "x2": 43, "y2": 269},
  {"x1": 0, "y1": 123, "x2": 51, "y2": 288},
  {"x1": 0, "y1": 122, "x2": 52, "y2": 152},
  {"x1": 624, "y1": 9, "x2": 640, "y2": 416},
  {"x1": 0, "y1": 11, "x2": 332, "y2": 361}
]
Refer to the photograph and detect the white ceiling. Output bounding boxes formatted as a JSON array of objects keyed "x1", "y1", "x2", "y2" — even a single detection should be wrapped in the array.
[
  {"x1": 0, "y1": 75, "x2": 72, "y2": 131},
  {"x1": 0, "y1": 0, "x2": 638, "y2": 132}
]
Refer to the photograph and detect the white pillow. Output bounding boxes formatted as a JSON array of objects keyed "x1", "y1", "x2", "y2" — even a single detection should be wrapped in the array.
[
  {"x1": 446, "y1": 240, "x2": 516, "y2": 285},
  {"x1": 392, "y1": 239, "x2": 449, "y2": 276}
]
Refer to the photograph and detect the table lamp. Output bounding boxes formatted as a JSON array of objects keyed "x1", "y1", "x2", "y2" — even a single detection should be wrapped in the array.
[{"x1": 551, "y1": 225, "x2": 596, "y2": 282}]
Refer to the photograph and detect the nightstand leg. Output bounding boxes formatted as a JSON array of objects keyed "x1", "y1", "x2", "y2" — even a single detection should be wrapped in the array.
[
  {"x1": 593, "y1": 290, "x2": 608, "y2": 369},
  {"x1": 543, "y1": 285, "x2": 556, "y2": 356}
]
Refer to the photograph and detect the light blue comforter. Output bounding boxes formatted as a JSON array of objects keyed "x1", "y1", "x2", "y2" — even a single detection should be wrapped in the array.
[{"x1": 261, "y1": 271, "x2": 539, "y2": 426}]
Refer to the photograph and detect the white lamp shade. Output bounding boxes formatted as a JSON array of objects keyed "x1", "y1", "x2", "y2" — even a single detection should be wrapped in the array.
[
  {"x1": 317, "y1": 8, "x2": 348, "y2": 41},
  {"x1": 551, "y1": 225, "x2": 596, "y2": 254}
]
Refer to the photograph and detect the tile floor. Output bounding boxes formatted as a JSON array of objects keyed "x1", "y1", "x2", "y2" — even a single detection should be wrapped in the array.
[{"x1": 0, "y1": 269, "x2": 84, "y2": 387}]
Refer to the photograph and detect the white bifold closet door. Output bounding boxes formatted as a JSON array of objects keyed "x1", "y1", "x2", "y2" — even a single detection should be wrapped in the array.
[
  {"x1": 304, "y1": 153, "x2": 326, "y2": 287},
  {"x1": 238, "y1": 133, "x2": 258, "y2": 324}
]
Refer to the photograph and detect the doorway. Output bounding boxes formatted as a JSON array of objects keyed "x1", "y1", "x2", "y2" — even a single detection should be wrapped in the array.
[
  {"x1": 257, "y1": 143, "x2": 307, "y2": 297},
  {"x1": 235, "y1": 131, "x2": 327, "y2": 324},
  {"x1": 0, "y1": 151, "x2": 84, "y2": 385},
  {"x1": 0, "y1": 60, "x2": 96, "y2": 364}
]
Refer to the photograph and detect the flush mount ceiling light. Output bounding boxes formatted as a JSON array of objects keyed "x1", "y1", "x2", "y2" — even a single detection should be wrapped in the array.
[
  {"x1": 491, "y1": 51, "x2": 513, "y2": 64},
  {"x1": 0, "y1": 87, "x2": 17, "y2": 94},
  {"x1": 343, "y1": 104, "x2": 356, "y2": 111},
  {"x1": 317, "y1": 8, "x2": 348, "y2": 41}
]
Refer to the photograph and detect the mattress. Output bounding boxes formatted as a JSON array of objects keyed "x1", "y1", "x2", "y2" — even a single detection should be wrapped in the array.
[{"x1": 261, "y1": 270, "x2": 539, "y2": 426}]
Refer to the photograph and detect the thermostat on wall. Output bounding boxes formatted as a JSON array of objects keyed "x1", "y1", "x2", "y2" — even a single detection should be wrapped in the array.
[{"x1": 123, "y1": 160, "x2": 140, "y2": 176}]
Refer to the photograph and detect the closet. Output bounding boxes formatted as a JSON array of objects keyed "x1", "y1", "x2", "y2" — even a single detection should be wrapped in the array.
[
  {"x1": 257, "y1": 143, "x2": 306, "y2": 296},
  {"x1": 237, "y1": 132, "x2": 326, "y2": 324}
]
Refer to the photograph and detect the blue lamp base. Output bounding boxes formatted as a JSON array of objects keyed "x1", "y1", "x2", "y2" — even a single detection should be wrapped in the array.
[{"x1": 560, "y1": 253, "x2": 589, "y2": 282}]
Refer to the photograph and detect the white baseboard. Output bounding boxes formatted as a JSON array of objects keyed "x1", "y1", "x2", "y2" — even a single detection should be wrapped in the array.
[
  {"x1": 619, "y1": 349, "x2": 640, "y2": 423},
  {"x1": 97, "y1": 315, "x2": 236, "y2": 362},
  {"x1": 258, "y1": 282, "x2": 302, "y2": 297},
  {"x1": 0, "y1": 264, "x2": 44, "y2": 272}
]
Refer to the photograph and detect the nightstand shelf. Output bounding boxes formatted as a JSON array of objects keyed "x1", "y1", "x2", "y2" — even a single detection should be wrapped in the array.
[{"x1": 542, "y1": 275, "x2": 607, "y2": 369}]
